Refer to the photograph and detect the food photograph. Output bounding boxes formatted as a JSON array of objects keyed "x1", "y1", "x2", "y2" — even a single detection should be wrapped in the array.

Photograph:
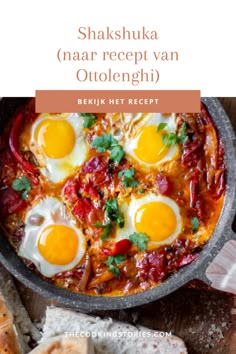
[{"x1": 0, "y1": 97, "x2": 235, "y2": 353}]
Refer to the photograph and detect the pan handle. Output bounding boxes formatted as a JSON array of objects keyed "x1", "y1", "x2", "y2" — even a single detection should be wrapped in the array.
[{"x1": 197, "y1": 230, "x2": 236, "y2": 293}]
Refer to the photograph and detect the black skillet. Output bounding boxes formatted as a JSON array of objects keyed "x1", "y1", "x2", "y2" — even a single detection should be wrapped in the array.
[{"x1": 0, "y1": 97, "x2": 235, "y2": 311}]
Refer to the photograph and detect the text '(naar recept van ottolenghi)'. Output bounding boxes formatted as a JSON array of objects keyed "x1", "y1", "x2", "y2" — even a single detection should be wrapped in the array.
[{"x1": 56, "y1": 26, "x2": 179, "y2": 87}]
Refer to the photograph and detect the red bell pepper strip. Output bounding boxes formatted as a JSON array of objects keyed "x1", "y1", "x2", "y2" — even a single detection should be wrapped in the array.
[
  {"x1": 102, "y1": 239, "x2": 132, "y2": 256},
  {"x1": 112, "y1": 239, "x2": 132, "y2": 255},
  {"x1": 9, "y1": 113, "x2": 37, "y2": 175},
  {"x1": 189, "y1": 169, "x2": 199, "y2": 208},
  {"x1": 176, "y1": 253, "x2": 199, "y2": 268}
]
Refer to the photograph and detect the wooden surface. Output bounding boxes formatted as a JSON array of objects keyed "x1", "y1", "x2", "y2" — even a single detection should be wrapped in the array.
[{"x1": 15, "y1": 98, "x2": 236, "y2": 354}]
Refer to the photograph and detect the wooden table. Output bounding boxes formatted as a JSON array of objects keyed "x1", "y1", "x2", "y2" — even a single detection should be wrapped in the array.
[{"x1": 16, "y1": 98, "x2": 236, "y2": 354}]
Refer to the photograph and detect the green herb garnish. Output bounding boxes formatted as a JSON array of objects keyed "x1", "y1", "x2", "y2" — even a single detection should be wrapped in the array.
[
  {"x1": 110, "y1": 145, "x2": 125, "y2": 164},
  {"x1": 95, "y1": 198, "x2": 124, "y2": 240},
  {"x1": 104, "y1": 198, "x2": 124, "y2": 228},
  {"x1": 162, "y1": 122, "x2": 188, "y2": 147},
  {"x1": 12, "y1": 176, "x2": 31, "y2": 200},
  {"x1": 129, "y1": 232, "x2": 150, "y2": 251},
  {"x1": 157, "y1": 122, "x2": 167, "y2": 131},
  {"x1": 107, "y1": 264, "x2": 120, "y2": 277},
  {"x1": 162, "y1": 132, "x2": 178, "y2": 146},
  {"x1": 94, "y1": 221, "x2": 113, "y2": 240},
  {"x1": 139, "y1": 189, "x2": 145, "y2": 194},
  {"x1": 91, "y1": 133, "x2": 125, "y2": 164},
  {"x1": 118, "y1": 168, "x2": 139, "y2": 188},
  {"x1": 177, "y1": 122, "x2": 188, "y2": 144},
  {"x1": 191, "y1": 217, "x2": 200, "y2": 232},
  {"x1": 104, "y1": 255, "x2": 126, "y2": 278},
  {"x1": 91, "y1": 133, "x2": 115, "y2": 152},
  {"x1": 104, "y1": 255, "x2": 126, "y2": 265},
  {"x1": 81, "y1": 113, "x2": 96, "y2": 128}
]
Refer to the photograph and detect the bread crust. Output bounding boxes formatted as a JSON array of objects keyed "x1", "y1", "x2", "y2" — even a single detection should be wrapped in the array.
[
  {"x1": 0, "y1": 295, "x2": 21, "y2": 354},
  {"x1": 29, "y1": 336, "x2": 94, "y2": 354},
  {"x1": 42, "y1": 308, "x2": 188, "y2": 354},
  {"x1": 0, "y1": 296, "x2": 12, "y2": 326}
]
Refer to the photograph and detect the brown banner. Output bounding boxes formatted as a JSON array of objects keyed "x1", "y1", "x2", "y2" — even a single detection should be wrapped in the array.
[{"x1": 35, "y1": 90, "x2": 201, "y2": 113}]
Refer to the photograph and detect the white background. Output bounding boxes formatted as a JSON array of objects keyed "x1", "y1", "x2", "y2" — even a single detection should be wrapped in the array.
[{"x1": 0, "y1": 0, "x2": 235, "y2": 96}]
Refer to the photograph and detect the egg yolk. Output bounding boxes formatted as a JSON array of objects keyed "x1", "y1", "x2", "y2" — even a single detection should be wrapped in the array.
[
  {"x1": 38, "y1": 224, "x2": 78, "y2": 265},
  {"x1": 35, "y1": 119, "x2": 76, "y2": 159},
  {"x1": 134, "y1": 125, "x2": 170, "y2": 163},
  {"x1": 134, "y1": 202, "x2": 177, "y2": 242}
]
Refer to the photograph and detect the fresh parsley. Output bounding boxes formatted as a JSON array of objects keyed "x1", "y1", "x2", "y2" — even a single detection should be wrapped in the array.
[
  {"x1": 110, "y1": 145, "x2": 125, "y2": 164},
  {"x1": 118, "y1": 168, "x2": 139, "y2": 188},
  {"x1": 95, "y1": 198, "x2": 124, "y2": 240},
  {"x1": 191, "y1": 217, "x2": 200, "y2": 232},
  {"x1": 157, "y1": 122, "x2": 167, "y2": 131},
  {"x1": 108, "y1": 264, "x2": 120, "y2": 278},
  {"x1": 162, "y1": 132, "x2": 178, "y2": 146},
  {"x1": 177, "y1": 122, "x2": 189, "y2": 144},
  {"x1": 139, "y1": 189, "x2": 145, "y2": 194},
  {"x1": 91, "y1": 133, "x2": 115, "y2": 152},
  {"x1": 104, "y1": 198, "x2": 124, "y2": 228},
  {"x1": 12, "y1": 176, "x2": 31, "y2": 200},
  {"x1": 81, "y1": 113, "x2": 96, "y2": 128},
  {"x1": 94, "y1": 221, "x2": 113, "y2": 240},
  {"x1": 104, "y1": 254, "x2": 126, "y2": 278},
  {"x1": 104, "y1": 254, "x2": 126, "y2": 265},
  {"x1": 162, "y1": 122, "x2": 189, "y2": 147},
  {"x1": 91, "y1": 133, "x2": 125, "y2": 164},
  {"x1": 129, "y1": 232, "x2": 150, "y2": 251}
]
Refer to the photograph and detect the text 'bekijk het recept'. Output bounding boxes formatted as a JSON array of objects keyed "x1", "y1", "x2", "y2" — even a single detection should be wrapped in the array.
[{"x1": 56, "y1": 26, "x2": 180, "y2": 87}]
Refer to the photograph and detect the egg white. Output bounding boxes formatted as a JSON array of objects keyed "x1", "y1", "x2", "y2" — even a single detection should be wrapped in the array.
[
  {"x1": 18, "y1": 197, "x2": 86, "y2": 277},
  {"x1": 116, "y1": 193, "x2": 182, "y2": 248},
  {"x1": 30, "y1": 113, "x2": 88, "y2": 183},
  {"x1": 124, "y1": 113, "x2": 178, "y2": 168}
]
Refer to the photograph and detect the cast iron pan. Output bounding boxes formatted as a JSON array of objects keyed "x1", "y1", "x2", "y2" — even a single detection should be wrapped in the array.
[{"x1": 0, "y1": 98, "x2": 235, "y2": 311}]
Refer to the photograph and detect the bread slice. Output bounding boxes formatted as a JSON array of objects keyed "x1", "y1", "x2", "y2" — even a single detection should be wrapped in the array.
[
  {"x1": 41, "y1": 307, "x2": 188, "y2": 354},
  {"x1": 29, "y1": 335, "x2": 94, "y2": 354},
  {"x1": 0, "y1": 264, "x2": 41, "y2": 353},
  {"x1": 0, "y1": 294, "x2": 21, "y2": 353}
]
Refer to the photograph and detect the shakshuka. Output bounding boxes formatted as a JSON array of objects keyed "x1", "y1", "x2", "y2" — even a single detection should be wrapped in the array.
[{"x1": 0, "y1": 100, "x2": 225, "y2": 295}]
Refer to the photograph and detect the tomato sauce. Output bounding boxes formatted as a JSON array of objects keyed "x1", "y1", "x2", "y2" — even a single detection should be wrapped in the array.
[{"x1": 0, "y1": 100, "x2": 225, "y2": 296}]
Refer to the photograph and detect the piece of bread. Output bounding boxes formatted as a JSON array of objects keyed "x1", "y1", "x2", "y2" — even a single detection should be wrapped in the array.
[
  {"x1": 29, "y1": 335, "x2": 94, "y2": 354},
  {"x1": 0, "y1": 264, "x2": 41, "y2": 353},
  {"x1": 0, "y1": 294, "x2": 21, "y2": 353},
  {"x1": 40, "y1": 307, "x2": 188, "y2": 354}
]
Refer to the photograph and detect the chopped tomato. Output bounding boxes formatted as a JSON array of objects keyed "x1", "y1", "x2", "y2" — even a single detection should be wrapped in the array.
[
  {"x1": 80, "y1": 182, "x2": 100, "y2": 199},
  {"x1": 0, "y1": 187, "x2": 27, "y2": 218},
  {"x1": 63, "y1": 180, "x2": 79, "y2": 203},
  {"x1": 72, "y1": 197, "x2": 93, "y2": 222},
  {"x1": 81, "y1": 156, "x2": 110, "y2": 187},
  {"x1": 102, "y1": 239, "x2": 132, "y2": 256},
  {"x1": 156, "y1": 175, "x2": 171, "y2": 195},
  {"x1": 82, "y1": 157, "x2": 104, "y2": 173},
  {"x1": 137, "y1": 251, "x2": 167, "y2": 282},
  {"x1": 176, "y1": 253, "x2": 199, "y2": 268}
]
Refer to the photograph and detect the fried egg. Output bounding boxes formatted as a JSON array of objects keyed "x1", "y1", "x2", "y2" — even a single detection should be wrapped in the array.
[
  {"x1": 124, "y1": 113, "x2": 179, "y2": 168},
  {"x1": 30, "y1": 113, "x2": 88, "y2": 183},
  {"x1": 18, "y1": 197, "x2": 86, "y2": 277},
  {"x1": 116, "y1": 193, "x2": 182, "y2": 248}
]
